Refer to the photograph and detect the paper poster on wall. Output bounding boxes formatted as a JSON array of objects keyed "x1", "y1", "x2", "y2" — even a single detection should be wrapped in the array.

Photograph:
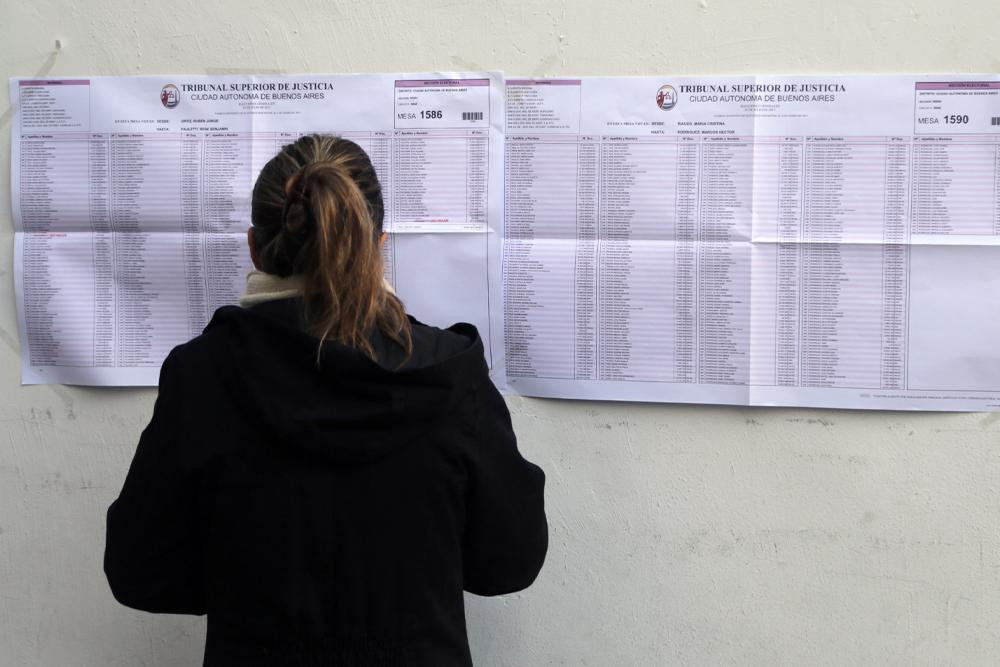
[
  {"x1": 503, "y1": 75, "x2": 1000, "y2": 410},
  {"x1": 9, "y1": 73, "x2": 506, "y2": 386}
]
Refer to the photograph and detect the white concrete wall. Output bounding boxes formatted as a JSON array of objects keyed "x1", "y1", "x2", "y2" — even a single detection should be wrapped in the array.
[{"x1": 2, "y1": 1, "x2": 999, "y2": 664}]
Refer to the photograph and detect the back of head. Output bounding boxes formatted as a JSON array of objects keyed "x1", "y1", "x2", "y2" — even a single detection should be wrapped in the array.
[{"x1": 250, "y1": 134, "x2": 412, "y2": 363}]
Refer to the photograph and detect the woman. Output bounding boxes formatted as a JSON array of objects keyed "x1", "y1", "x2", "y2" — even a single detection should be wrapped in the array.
[{"x1": 104, "y1": 134, "x2": 548, "y2": 666}]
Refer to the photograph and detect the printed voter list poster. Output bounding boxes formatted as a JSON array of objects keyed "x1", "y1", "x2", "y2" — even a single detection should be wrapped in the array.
[
  {"x1": 10, "y1": 73, "x2": 506, "y2": 386},
  {"x1": 503, "y1": 75, "x2": 1000, "y2": 411}
]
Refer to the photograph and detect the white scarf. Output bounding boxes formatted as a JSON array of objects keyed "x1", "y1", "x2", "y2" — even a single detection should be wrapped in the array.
[{"x1": 238, "y1": 270, "x2": 396, "y2": 308}]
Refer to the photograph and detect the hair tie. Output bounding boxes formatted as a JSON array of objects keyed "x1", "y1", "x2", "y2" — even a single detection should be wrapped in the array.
[
  {"x1": 282, "y1": 169, "x2": 308, "y2": 229},
  {"x1": 281, "y1": 187, "x2": 312, "y2": 236}
]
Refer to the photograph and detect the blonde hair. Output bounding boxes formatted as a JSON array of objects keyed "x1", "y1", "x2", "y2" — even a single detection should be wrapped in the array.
[{"x1": 250, "y1": 134, "x2": 412, "y2": 364}]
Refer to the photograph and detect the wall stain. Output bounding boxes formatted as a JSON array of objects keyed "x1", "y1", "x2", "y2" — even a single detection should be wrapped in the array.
[
  {"x1": 794, "y1": 451, "x2": 867, "y2": 465},
  {"x1": 450, "y1": 56, "x2": 484, "y2": 71},
  {"x1": 979, "y1": 412, "x2": 1000, "y2": 428},
  {"x1": 530, "y1": 52, "x2": 559, "y2": 77},
  {"x1": 785, "y1": 417, "x2": 835, "y2": 427},
  {"x1": 0, "y1": 326, "x2": 20, "y2": 357},
  {"x1": 47, "y1": 385, "x2": 77, "y2": 420},
  {"x1": 205, "y1": 67, "x2": 286, "y2": 75},
  {"x1": 0, "y1": 40, "x2": 62, "y2": 130}
]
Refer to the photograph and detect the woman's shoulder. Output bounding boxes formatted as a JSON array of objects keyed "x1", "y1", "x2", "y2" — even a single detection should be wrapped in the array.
[
  {"x1": 408, "y1": 318, "x2": 480, "y2": 364},
  {"x1": 367, "y1": 316, "x2": 484, "y2": 377},
  {"x1": 165, "y1": 304, "x2": 490, "y2": 386}
]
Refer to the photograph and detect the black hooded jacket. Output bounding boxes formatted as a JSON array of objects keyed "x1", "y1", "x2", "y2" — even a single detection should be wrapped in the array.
[{"x1": 104, "y1": 298, "x2": 548, "y2": 666}]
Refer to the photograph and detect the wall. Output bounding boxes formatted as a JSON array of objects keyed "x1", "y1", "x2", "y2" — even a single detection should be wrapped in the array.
[{"x1": 2, "y1": 1, "x2": 999, "y2": 664}]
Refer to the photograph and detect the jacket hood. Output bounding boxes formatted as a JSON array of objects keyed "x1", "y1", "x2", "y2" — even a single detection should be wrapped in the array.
[{"x1": 201, "y1": 298, "x2": 487, "y2": 465}]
